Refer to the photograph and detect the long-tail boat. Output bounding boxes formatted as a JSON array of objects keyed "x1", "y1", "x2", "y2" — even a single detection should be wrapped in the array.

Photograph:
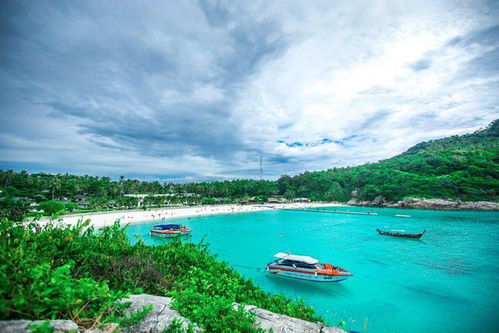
[
  {"x1": 376, "y1": 228, "x2": 426, "y2": 239},
  {"x1": 149, "y1": 224, "x2": 191, "y2": 238}
]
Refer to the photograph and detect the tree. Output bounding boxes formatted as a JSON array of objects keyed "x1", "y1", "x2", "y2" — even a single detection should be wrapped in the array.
[
  {"x1": 50, "y1": 176, "x2": 62, "y2": 200},
  {"x1": 65, "y1": 202, "x2": 78, "y2": 212},
  {"x1": 39, "y1": 201, "x2": 66, "y2": 215}
]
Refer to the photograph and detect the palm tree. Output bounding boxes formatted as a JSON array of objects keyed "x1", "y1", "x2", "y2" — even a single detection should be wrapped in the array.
[
  {"x1": 119, "y1": 175, "x2": 125, "y2": 195},
  {"x1": 1, "y1": 170, "x2": 15, "y2": 187},
  {"x1": 50, "y1": 176, "x2": 62, "y2": 200}
]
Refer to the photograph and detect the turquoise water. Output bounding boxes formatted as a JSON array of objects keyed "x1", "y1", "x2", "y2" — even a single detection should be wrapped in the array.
[{"x1": 126, "y1": 207, "x2": 499, "y2": 332}]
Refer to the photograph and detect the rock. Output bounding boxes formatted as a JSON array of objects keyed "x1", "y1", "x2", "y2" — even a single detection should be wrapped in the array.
[
  {"x1": 347, "y1": 198, "x2": 358, "y2": 205},
  {"x1": 372, "y1": 195, "x2": 385, "y2": 206},
  {"x1": 101, "y1": 323, "x2": 119, "y2": 333},
  {"x1": 347, "y1": 196, "x2": 499, "y2": 211},
  {"x1": 241, "y1": 304, "x2": 346, "y2": 333},
  {"x1": 459, "y1": 201, "x2": 499, "y2": 210},
  {"x1": 119, "y1": 294, "x2": 199, "y2": 332},
  {"x1": 1, "y1": 295, "x2": 346, "y2": 333},
  {"x1": 396, "y1": 198, "x2": 499, "y2": 210},
  {"x1": 86, "y1": 323, "x2": 120, "y2": 333},
  {"x1": 120, "y1": 294, "x2": 345, "y2": 333},
  {"x1": 0, "y1": 320, "x2": 78, "y2": 332}
]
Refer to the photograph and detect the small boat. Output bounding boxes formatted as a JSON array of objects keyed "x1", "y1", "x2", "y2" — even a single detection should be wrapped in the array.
[
  {"x1": 149, "y1": 224, "x2": 191, "y2": 238},
  {"x1": 266, "y1": 252, "x2": 352, "y2": 282},
  {"x1": 376, "y1": 228, "x2": 425, "y2": 239},
  {"x1": 395, "y1": 214, "x2": 411, "y2": 218}
]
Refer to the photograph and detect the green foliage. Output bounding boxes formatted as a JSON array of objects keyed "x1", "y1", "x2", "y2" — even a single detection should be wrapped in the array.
[
  {"x1": 165, "y1": 318, "x2": 197, "y2": 333},
  {"x1": 0, "y1": 196, "x2": 31, "y2": 221},
  {"x1": 171, "y1": 289, "x2": 259, "y2": 332},
  {"x1": 202, "y1": 197, "x2": 217, "y2": 205},
  {"x1": 0, "y1": 219, "x2": 321, "y2": 331},
  {"x1": 38, "y1": 201, "x2": 66, "y2": 215},
  {"x1": 114, "y1": 304, "x2": 154, "y2": 328},
  {"x1": 28, "y1": 321, "x2": 55, "y2": 333},
  {"x1": 0, "y1": 220, "x2": 129, "y2": 328},
  {"x1": 65, "y1": 202, "x2": 78, "y2": 212}
]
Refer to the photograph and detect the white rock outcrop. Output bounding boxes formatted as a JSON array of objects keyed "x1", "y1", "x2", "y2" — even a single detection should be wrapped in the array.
[
  {"x1": 0, "y1": 294, "x2": 347, "y2": 332},
  {"x1": 0, "y1": 320, "x2": 78, "y2": 332},
  {"x1": 349, "y1": 197, "x2": 499, "y2": 210},
  {"x1": 242, "y1": 304, "x2": 346, "y2": 332},
  {"x1": 119, "y1": 294, "x2": 199, "y2": 332}
]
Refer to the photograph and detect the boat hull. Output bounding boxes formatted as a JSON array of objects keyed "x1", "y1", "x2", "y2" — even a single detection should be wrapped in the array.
[
  {"x1": 376, "y1": 229, "x2": 425, "y2": 239},
  {"x1": 266, "y1": 266, "x2": 350, "y2": 282},
  {"x1": 150, "y1": 231, "x2": 191, "y2": 238}
]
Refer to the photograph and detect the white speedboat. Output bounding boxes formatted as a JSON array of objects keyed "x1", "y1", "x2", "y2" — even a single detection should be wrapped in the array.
[{"x1": 266, "y1": 252, "x2": 352, "y2": 282}]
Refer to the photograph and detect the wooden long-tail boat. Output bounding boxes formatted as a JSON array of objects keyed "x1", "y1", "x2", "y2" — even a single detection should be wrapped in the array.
[
  {"x1": 149, "y1": 224, "x2": 191, "y2": 238},
  {"x1": 376, "y1": 228, "x2": 426, "y2": 239}
]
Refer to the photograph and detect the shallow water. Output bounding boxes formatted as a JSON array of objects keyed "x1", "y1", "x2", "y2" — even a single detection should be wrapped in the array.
[{"x1": 126, "y1": 206, "x2": 499, "y2": 332}]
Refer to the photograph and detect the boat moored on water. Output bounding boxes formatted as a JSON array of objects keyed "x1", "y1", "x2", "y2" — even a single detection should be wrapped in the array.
[
  {"x1": 149, "y1": 224, "x2": 191, "y2": 238},
  {"x1": 266, "y1": 252, "x2": 352, "y2": 282},
  {"x1": 376, "y1": 228, "x2": 425, "y2": 239}
]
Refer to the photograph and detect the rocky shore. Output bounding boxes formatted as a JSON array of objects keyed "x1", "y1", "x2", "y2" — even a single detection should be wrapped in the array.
[
  {"x1": 348, "y1": 196, "x2": 499, "y2": 211},
  {"x1": 0, "y1": 294, "x2": 346, "y2": 333}
]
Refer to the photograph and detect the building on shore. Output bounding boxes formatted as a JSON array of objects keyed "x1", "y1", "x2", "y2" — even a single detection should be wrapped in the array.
[
  {"x1": 267, "y1": 197, "x2": 287, "y2": 204},
  {"x1": 240, "y1": 197, "x2": 258, "y2": 205}
]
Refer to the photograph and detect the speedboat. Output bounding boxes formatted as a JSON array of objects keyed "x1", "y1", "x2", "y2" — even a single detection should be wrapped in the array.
[
  {"x1": 149, "y1": 224, "x2": 191, "y2": 238},
  {"x1": 266, "y1": 252, "x2": 352, "y2": 282}
]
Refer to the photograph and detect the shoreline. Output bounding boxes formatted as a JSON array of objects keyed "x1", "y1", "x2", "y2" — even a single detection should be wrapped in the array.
[
  {"x1": 37, "y1": 202, "x2": 346, "y2": 228},
  {"x1": 34, "y1": 198, "x2": 498, "y2": 229},
  {"x1": 348, "y1": 197, "x2": 499, "y2": 211}
]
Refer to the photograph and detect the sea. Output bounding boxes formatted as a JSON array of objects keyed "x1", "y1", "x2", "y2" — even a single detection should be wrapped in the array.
[{"x1": 125, "y1": 206, "x2": 499, "y2": 332}]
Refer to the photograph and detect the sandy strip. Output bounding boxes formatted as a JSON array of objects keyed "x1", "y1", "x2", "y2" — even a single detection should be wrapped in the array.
[{"x1": 37, "y1": 202, "x2": 346, "y2": 228}]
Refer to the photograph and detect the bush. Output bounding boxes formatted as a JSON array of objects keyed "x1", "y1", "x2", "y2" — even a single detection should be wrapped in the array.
[
  {"x1": 38, "y1": 201, "x2": 66, "y2": 215},
  {"x1": 0, "y1": 219, "x2": 321, "y2": 331},
  {"x1": 202, "y1": 197, "x2": 217, "y2": 205},
  {"x1": 65, "y1": 202, "x2": 78, "y2": 212},
  {"x1": 0, "y1": 220, "x2": 126, "y2": 328}
]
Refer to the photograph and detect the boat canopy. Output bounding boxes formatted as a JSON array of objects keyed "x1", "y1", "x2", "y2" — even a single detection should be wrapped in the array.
[
  {"x1": 153, "y1": 224, "x2": 183, "y2": 230},
  {"x1": 273, "y1": 252, "x2": 319, "y2": 264}
]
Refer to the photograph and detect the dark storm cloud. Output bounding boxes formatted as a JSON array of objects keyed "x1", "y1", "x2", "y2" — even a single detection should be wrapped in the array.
[{"x1": 0, "y1": 0, "x2": 289, "y2": 162}]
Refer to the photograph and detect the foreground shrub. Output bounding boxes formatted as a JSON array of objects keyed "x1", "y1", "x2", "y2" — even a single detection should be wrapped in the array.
[
  {"x1": 0, "y1": 219, "x2": 321, "y2": 331},
  {"x1": 0, "y1": 221, "x2": 127, "y2": 328}
]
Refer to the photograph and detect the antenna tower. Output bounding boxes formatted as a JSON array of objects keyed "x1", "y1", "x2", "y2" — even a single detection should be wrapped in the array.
[{"x1": 259, "y1": 156, "x2": 263, "y2": 180}]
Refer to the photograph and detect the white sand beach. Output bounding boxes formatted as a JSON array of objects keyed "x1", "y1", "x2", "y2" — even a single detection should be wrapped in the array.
[{"x1": 37, "y1": 202, "x2": 346, "y2": 228}]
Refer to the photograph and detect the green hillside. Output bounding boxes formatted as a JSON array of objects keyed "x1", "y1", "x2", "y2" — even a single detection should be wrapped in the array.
[{"x1": 277, "y1": 120, "x2": 499, "y2": 202}]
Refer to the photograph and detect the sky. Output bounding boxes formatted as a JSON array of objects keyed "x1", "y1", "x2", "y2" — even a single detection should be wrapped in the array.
[{"x1": 0, "y1": 0, "x2": 498, "y2": 182}]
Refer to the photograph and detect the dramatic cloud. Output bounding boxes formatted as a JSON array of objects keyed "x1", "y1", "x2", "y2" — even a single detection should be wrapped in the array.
[{"x1": 1, "y1": 0, "x2": 498, "y2": 181}]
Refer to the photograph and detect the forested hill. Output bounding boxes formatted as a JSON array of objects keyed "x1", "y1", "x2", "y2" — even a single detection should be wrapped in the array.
[
  {"x1": 1, "y1": 120, "x2": 498, "y2": 220},
  {"x1": 278, "y1": 119, "x2": 498, "y2": 202},
  {"x1": 404, "y1": 119, "x2": 498, "y2": 154}
]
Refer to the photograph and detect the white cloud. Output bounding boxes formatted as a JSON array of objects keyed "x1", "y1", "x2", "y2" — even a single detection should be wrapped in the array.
[{"x1": 232, "y1": 0, "x2": 499, "y2": 172}]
